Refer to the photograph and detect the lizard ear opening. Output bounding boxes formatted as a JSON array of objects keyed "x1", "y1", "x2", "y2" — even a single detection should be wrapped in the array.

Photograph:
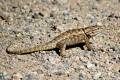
[{"x1": 86, "y1": 34, "x2": 92, "y2": 38}]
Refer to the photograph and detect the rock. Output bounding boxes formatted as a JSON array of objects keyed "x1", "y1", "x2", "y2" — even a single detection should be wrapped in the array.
[
  {"x1": 86, "y1": 61, "x2": 96, "y2": 69},
  {"x1": 0, "y1": 72, "x2": 11, "y2": 80},
  {"x1": 23, "y1": 72, "x2": 40, "y2": 80},
  {"x1": 11, "y1": 73, "x2": 23, "y2": 80},
  {"x1": 79, "y1": 73, "x2": 85, "y2": 80},
  {"x1": 93, "y1": 72, "x2": 102, "y2": 79}
]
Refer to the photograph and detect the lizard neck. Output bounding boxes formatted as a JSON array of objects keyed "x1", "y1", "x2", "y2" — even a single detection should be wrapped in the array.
[{"x1": 82, "y1": 28, "x2": 92, "y2": 38}]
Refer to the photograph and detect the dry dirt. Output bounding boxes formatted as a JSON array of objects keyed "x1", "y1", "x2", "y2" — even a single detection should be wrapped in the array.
[{"x1": 0, "y1": 0, "x2": 120, "y2": 80}]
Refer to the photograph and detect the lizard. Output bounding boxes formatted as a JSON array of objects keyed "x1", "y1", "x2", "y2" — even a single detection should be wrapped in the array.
[{"x1": 6, "y1": 25, "x2": 101, "y2": 57}]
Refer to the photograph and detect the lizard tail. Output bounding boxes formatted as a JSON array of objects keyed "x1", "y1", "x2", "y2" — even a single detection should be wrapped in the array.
[{"x1": 6, "y1": 42, "x2": 56, "y2": 54}]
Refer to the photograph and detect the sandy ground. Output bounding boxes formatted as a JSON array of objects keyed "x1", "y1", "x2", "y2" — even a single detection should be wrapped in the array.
[{"x1": 0, "y1": 0, "x2": 120, "y2": 80}]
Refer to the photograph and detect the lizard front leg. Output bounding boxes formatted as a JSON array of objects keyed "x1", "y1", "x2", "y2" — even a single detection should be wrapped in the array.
[
  {"x1": 56, "y1": 40, "x2": 68, "y2": 57},
  {"x1": 84, "y1": 36, "x2": 93, "y2": 51}
]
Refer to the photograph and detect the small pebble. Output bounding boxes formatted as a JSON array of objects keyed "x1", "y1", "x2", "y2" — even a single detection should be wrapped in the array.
[
  {"x1": 0, "y1": 72, "x2": 11, "y2": 80},
  {"x1": 11, "y1": 73, "x2": 23, "y2": 80},
  {"x1": 86, "y1": 61, "x2": 95, "y2": 69},
  {"x1": 93, "y1": 72, "x2": 102, "y2": 79}
]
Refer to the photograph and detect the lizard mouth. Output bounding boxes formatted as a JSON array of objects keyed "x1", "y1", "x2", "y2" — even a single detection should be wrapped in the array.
[{"x1": 86, "y1": 31, "x2": 99, "y2": 38}]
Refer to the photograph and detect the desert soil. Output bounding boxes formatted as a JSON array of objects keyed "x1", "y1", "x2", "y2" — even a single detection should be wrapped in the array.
[{"x1": 0, "y1": 0, "x2": 120, "y2": 80}]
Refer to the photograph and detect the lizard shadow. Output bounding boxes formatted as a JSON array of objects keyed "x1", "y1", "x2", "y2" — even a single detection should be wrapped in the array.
[{"x1": 54, "y1": 43, "x2": 86, "y2": 56}]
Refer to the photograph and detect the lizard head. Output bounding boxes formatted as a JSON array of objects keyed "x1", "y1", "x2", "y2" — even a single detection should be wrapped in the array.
[{"x1": 83, "y1": 25, "x2": 102, "y2": 38}]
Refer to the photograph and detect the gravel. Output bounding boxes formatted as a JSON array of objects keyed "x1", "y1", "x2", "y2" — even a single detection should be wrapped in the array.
[{"x1": 0, "y1": 0, "x2": 120, "y2": 80}]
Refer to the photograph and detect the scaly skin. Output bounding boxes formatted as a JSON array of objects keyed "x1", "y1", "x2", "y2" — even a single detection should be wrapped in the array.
[{"x1": 6, "y1": 25, "x2": 101, "y2": 57}]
